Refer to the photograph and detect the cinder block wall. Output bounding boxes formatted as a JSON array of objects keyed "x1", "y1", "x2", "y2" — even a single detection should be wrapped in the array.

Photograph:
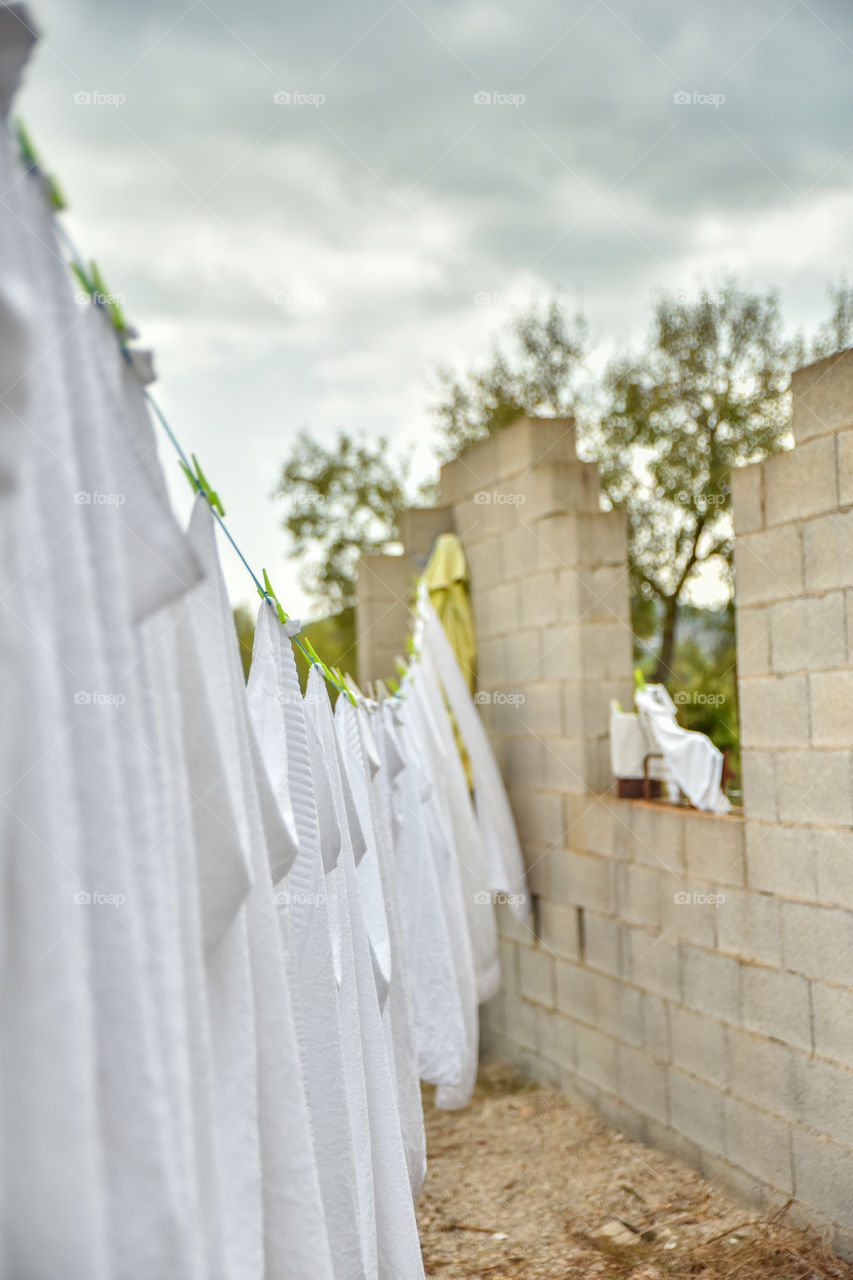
[{"x1": 355, "y1": 364, "x2": 853, "y2": 1249}]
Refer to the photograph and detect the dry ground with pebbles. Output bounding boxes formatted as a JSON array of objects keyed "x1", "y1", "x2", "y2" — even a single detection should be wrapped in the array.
[{"x1": 417, "y1": 1061, "x2": 853, "y2": 1280}]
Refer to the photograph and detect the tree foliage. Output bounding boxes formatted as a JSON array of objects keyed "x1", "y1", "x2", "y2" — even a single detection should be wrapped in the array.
[
  {"x1": 433, "y1": 297, "x2": 590, "y2": 460},
  {"x1": 597, "y1": 279, "x2": 794, "y2": 680},
  {"x1": 273, "y1": 429, "x2": 412, "y2": 613}
]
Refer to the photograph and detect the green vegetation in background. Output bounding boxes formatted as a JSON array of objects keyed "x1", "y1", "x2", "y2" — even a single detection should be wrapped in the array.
[
  {"x1": 232, "y1": 604, "x2": 357, "y2": 698},
  {"x1": 635, "y1": 601, "x2": 740, "y2": 793}
]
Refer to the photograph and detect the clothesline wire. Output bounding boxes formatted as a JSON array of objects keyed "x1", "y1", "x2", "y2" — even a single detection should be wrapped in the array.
[{"x1": 45, "y1": 169, "x2": 356, "y2": 701}]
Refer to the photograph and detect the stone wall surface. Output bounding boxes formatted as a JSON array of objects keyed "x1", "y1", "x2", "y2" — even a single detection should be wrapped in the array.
[{"x1": 355, "y1": 359, "x2": 853, "y2": 1249}]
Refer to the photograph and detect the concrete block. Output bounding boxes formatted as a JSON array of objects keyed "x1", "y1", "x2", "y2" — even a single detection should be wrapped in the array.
[
  {"x1": 513, "y1": 681, "x2": 564, "y2": 737},
  {"x1": 669, "y1": 1069, "x2": 725, "y2": 1156},
  {"x1": 739, "y1": 675, "x2": 810, "y2": 748},
  {"x1": 660, "y1": 873, "x2": 718, "y2": 948},
  {"x1": 537, "y1": 1008, "x2": 576, "y2": 1071},
  {"x1": 465, "y1": 536, "x2": 506, "y2": 597},
  {"x1": 684, "y1": 812, "x2": 747, "y2": 886},
  {"x1": 839, "y1": 426, "x2": 853, "y2": 507},
  {"x1": 681, "y1": 946, "x2": 742, "y2": 1024},
  {"x1": 737, "y1": 605, "x2": 771, "y2": 677},
  {"x1": 574, "y1": 1024, "x2": 620, "y2": 1092},
  {"x1": 499, "y1": 524, "x2": 538, "y2": 580},
  {"x1": 550, "y1": 848, "x2": 613, "y2": 911},
  {"x1": 505, "y1": 735, "x2": 547, "y2": 788},
  {"x1": 811, "y1": 669, "x2": 853, "y2": 746},
  {"x1": 504, "y1": 628, "x2": 545, "y2": 681},
  {"x1": 520, "y1": 570, "x2": 562, "y2": 628},
  {"x1": 542, "y1": 737, "x2": 585, "y2": 792},
  {"x1": 524, "y1": 462, "x2": 599, "y2": 522},
  {"x1": 533, "y1": 514, "x2": 580, "y2": 571},
  {"x1": 497, "y1": 415, "x2": 577, "y2": 476},
  {"x1": 540, "y1": 623, "x2": 581, "y2": 680},
  {"x1": 443, "y1": 432, "x2": 504, "y2": 503},
  {"x1": 745, "y1": 820, "x2": 819, "y2": 900},
  {"x1": 614, "y1": 863, "x2": 661, "y2": 929},
  {"x1": 477, "y1": 635, "x2": 506, "y2": 686},
  {"x1": 782, "y1": 901, "x2": 853, "y2": 985},
  {"x1": 728, "y1": 1027, "x2": 801, "y2": 1115},
  {"x1": 715, "y1": 887, "x2": 782, "y2": 967},
  {"x1": 731, "y1": 462, "x2": 764, "y2": 534},
  {"x1": 580, "y1": 623, "x2": 632, "y2": 681},
  {"x1": 795, "y1": 1054, "x2": 853, "y2": 1149},
  {"x1": 498, "y1": 939, "x2": 519, "y2": 992},
  {"x1": 396, "y1": 505, "x2": 455, "y2": 557},
  {"x1": 452, "y1": 496, "x2": 494, "y2": 546},
  {"x1": 776, "y1": 750, "x2": 853, "y2": 826},
  {"x1": 555, "y1": 965, "x2": 643, "y2": 1045},
  {"x1": 572, "y1": 797, "x2": 617, "y2": 857},
  {"x1": 575, "y1": 565, "x2": 631, "y2": 623},
  {"x1": 813, "y1": 825, "x2": 853, "y2": 910},
  {"x1": 791, "y1": 348, "x2": 853, "y2": 443},
  {"x1": 630, "y1": 803, "x2": 686, "y2": 875},
  {"x1": 583, "y1": 912, "x2": 623, "y2": 977},
  {"x1": 804, "y1": 510, "x2": 853, "y2": 592},
  {"x1": 764, "y1": 436, "x2": 837, "y2": 526},
  {"x1": 509, "y1": 788, "x2": 566, "y2": 847},
  {"x1": 628, "y1": 927, "x2": 681, "y2": 1001},
  {"x1": 792, "y1": 1128, "x2": 853, "y2": 1229},
  {"x1": 734, "y1": 524, "x2": 804, "y2": 607},
  {"x1": 619, "y1": 1043, "x2": 669, "y2": 1124},
  {"x1": 724, "y1": 1096, "x2": 793, "y2": 1192},
  {"x1": 502, "y1": 992, "x2": 539, "y2": 1053},
  {"x1": 643, "y1": 994, "x2": 670, "y2": 1059},
  {"x1": 740, "y1": 750, "x2": 778, "y2": 821},
  {"x1": 770, "y1": 592, "x2": 846, "y2": 672},
  {"x1": 812, "y1": 983, "x2": 853, "y2": 1069},
  {"x1": 741, "y1": 964, "x2": 811, "y2": 1050},
  {"x1": 577, "y1": 510, "x2": 628, "y2": 567},
  {"x1": 670, "y1": 1005, "x2": 728, "y2": 1087},
  {"x1": 518, "y1": 944, "x2": 556, "y2": 1008},
  {"x1": 356, "y1": 552, "x2": 418, "y2": 604},
  {"x1": 538, "y1": 899, "x2": 580, "y2": 962}
]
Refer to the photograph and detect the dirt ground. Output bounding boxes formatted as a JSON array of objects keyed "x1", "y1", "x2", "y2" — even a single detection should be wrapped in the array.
[{"x1": 417, "y1": 1061, "x2": 853, "y2": 1280}]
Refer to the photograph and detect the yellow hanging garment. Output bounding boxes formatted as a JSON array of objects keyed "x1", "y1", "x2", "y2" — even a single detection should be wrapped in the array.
[{"x1": 422, "y1": 533, "x2": 476, "y2": 691}]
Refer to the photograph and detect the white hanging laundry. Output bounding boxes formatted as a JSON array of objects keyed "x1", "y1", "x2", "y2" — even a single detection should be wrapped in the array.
[
  {"x1": 409, "y1": 647, "x2": 502, "y2": 1003},
  {"x1": 305, "y1": 669, "x2": 379, "y2": 1279},
  {"x1": 365, "y1": 702, "x2": 428, "y2": 1198},
  {"x1": 182, "y1": 500, "x2": 334, "y2": 1280},
  {"x1": 415, "y1": 586, "x2": 530, "y2": 920},
  {"x1": 336, "y1": 696, "x2": 426, "y2": 1198},
  {"x1": 335, "y1": 696, "x2": 393, "y2": 1012},
  {"x1": 1, "y1": 70, "x2": 214, "y2": 1276},
  {"x1": 378, "y1": 696, "x2": 472, "y2": 1101},
  {"x1": 319, "y1": 691, "x2": 425, "y2": 1280},
  {"x1": 634, "y1": 684, "x2": 730, "y2": 814},
  {"x1": 399, "y1": 678, "x2": 480, "y2": 1111},
  {"x1": 247, "y1": 604, "x2": 365, "y2": 1280}
]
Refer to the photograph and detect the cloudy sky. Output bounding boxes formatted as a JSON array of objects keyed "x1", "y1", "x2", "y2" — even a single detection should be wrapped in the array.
[{"x1": 16, "y1": 0, "x2": 853, "y2": 618}]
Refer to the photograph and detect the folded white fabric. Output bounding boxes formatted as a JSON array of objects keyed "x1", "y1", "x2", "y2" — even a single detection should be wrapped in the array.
[{"x1": 635, "y1": 684, "x2": 730, "y2": 814}]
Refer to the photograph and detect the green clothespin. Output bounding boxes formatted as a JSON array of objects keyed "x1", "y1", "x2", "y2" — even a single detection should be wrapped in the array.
[
  {"x1": 88, "y1": 259, "x2": 131, "y2": 338},
  {"x1": 634, "y1": 667, "x2": 646, "y2": 689},
  {"x1": 395, "y1": 656, "x2": 407, "y2": 677},
  {"x1": 15, "y1": 119, "x2": 67, "y2": 211},
  {"x1": 334, "y1": 667, "x2": 357, "y2": 706},
  {"x1": 180, "y1": 453, "x2": 226, "y2": 517},
  {"x1": 257, "y1": 568, "x2": 286, "y2": 624}
]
